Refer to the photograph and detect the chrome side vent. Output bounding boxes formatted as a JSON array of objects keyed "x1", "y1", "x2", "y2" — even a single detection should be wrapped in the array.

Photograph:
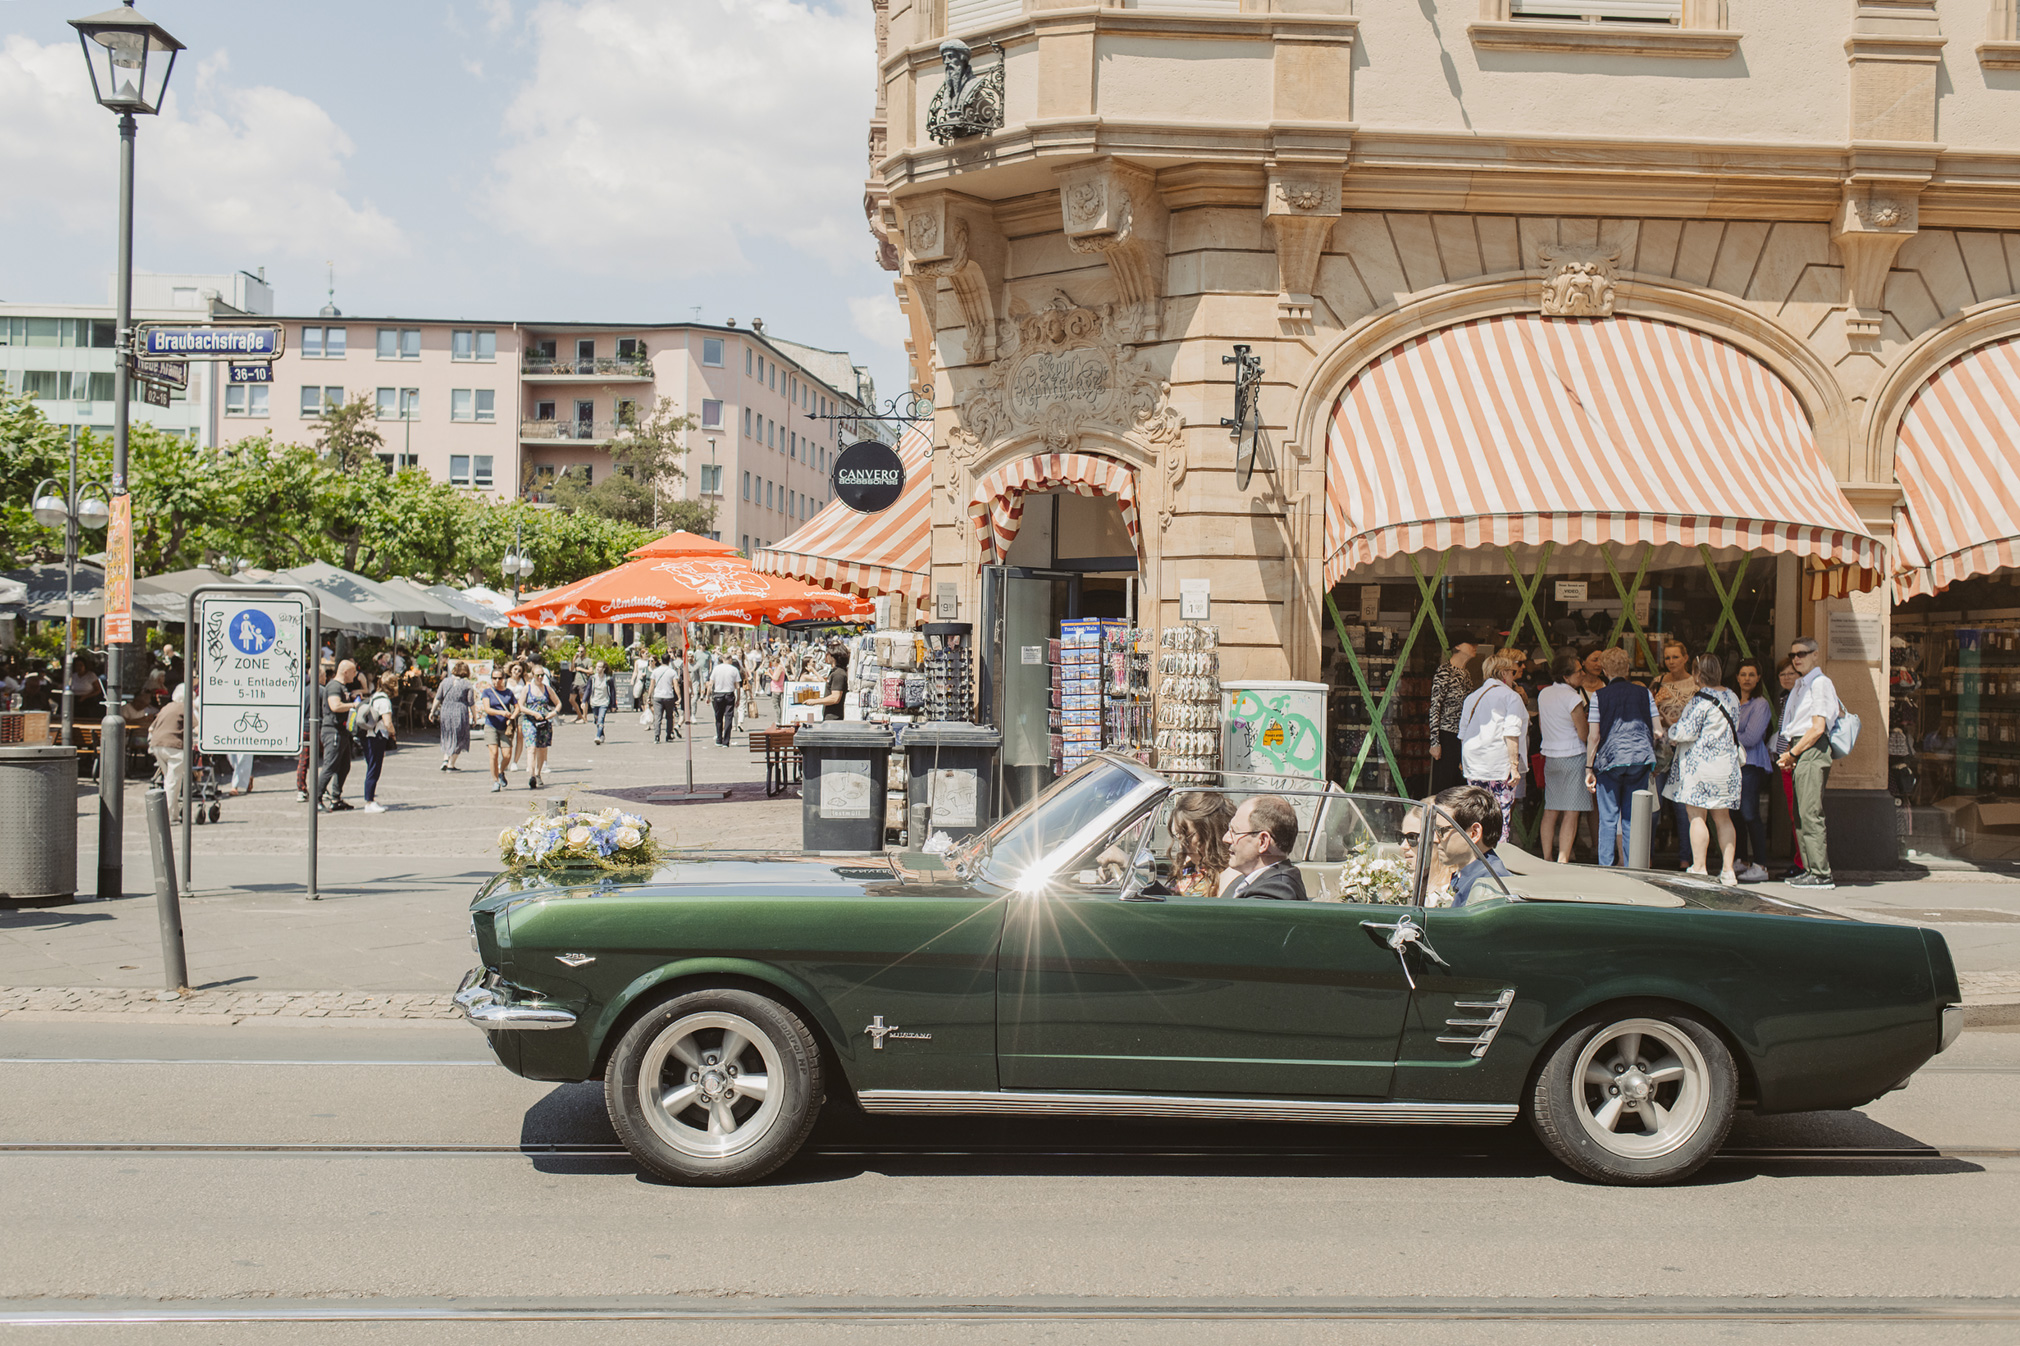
[{"x1": 1437, "y1": 987, "x2": 1516, "y2": 1058}]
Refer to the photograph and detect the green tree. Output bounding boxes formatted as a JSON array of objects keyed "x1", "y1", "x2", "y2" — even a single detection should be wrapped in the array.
[
  {"x1": 0, "y1": 391, "x2": 80, "y2": 569},
  {"x1": 313, "y1": 393, "x2": 385, "y2": 472}
]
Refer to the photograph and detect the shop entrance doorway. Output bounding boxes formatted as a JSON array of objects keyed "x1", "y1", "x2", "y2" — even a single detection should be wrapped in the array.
[{"x1": 977, "y1": 488, "x2": 1140, "y2": 810}]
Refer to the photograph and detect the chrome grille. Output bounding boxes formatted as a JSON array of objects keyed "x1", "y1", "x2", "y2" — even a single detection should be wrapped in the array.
[{"x1": 1436, "y1": 987, "x2": 1516, "y2": 1058}]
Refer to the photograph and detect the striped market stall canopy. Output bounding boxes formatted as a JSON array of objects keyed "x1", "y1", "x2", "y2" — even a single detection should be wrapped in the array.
[
  {"x1": 1890, "y1": 335, "x2": 2020, "y2": 599},
  {"x1": 1322, "y1": 313, "x2": 1883, "y2": 587},
  {"x1": 753, "y1": 426, "x2": 933, "y2": 599}
]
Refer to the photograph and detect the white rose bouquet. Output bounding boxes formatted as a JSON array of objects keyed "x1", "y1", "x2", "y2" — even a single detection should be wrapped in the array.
[{"x1": 498, "y1": 805, "x2": 663, "y2": 872}]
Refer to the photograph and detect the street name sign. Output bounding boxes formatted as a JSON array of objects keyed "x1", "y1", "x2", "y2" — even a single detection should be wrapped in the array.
[
  {"x1": 142, "y1": 381, "x2": 170, "y2": 408},
  {"x1": 228, "y1": 362, "x2": 273, "y2": 383},
  {"x1": 194, "y1": 593, "x2": 309, "y2": 754},
  {"x1": 140, "y1": 324, "x2": 284, "y2": 360},
  {"x1": 129, "y1": 355, "x2": 187, "y2": 389}
]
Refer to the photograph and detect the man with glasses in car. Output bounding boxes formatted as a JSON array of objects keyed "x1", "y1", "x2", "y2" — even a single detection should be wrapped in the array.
[
  {"x1": 1221, "y1": 795, "x2": 1308, "y2": 901},
  {"x1": 1428, "y1": 784, "x2": 1510, "y2": 907}
]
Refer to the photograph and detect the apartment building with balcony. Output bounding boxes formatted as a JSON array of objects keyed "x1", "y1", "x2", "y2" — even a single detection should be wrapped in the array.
[
  {"x1": 255, "y1": 313, "x2": 882, "y2": 549},
  {"x1": 0, "y1": 270, "x2": 273, "y2": 447}
]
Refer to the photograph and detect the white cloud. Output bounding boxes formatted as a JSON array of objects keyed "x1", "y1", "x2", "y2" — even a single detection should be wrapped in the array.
[
  {"x1": 849, "y1": 290, "x2": 906, "y2": 352},
  {"x1": 0, "y1": 34, "x2": 404, "y2": 270},
  {"x1": 487, "y1": 0, "x2": 875, "y2": 277}
]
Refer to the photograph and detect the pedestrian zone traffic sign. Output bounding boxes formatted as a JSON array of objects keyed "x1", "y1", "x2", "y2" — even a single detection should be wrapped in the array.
[{"x1": 194, "y1": 593, "x2": 308, "y2": 755}]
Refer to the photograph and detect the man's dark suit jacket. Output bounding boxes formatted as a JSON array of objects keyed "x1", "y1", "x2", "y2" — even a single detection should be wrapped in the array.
[{"x1": 1229, "y1": 859, "x2": 1309, "y2": 902}]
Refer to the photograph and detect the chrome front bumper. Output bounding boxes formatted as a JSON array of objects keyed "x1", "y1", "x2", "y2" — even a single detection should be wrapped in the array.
[{"x1": 454, "y1": 969, "x2": 577, "y2": 1031}]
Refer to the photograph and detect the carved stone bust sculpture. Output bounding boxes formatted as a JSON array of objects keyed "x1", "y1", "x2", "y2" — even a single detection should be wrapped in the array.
[{"x1": 927, "y1": 38, "x2": 1004, "y2": 145}]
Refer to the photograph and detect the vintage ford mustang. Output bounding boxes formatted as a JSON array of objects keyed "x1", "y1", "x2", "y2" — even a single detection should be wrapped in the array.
[{"x1": 456, "y1": 754, "x2": 1964, "y2": 1187}]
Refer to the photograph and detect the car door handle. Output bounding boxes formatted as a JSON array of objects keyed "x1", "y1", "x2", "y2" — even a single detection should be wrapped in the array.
[{"x1": 1360, "y1": 915, "x2": 1450, "y2": 990}]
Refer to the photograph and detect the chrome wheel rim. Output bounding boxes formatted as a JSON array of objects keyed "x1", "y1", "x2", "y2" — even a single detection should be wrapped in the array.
[
  {"x1": 637, "y1": 1011, "x2": 784, "y2": 1160},
  {"x1": 1571, "y1": 1018, "x2": 1710, "y2": 1161}
]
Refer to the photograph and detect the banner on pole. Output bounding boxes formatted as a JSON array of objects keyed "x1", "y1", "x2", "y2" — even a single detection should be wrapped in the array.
[{"x1": 104, "y1": 496, "x2": 133, "y2": 644}]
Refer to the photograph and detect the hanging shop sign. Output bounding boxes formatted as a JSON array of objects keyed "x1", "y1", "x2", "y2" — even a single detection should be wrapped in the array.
[
  {"x1": 138, "y1": 324, "x2": 284, "y2": 360},
  {"x1": 192, "y1": 593, "x2": 310, "y2": 755},
  {"x1": 833, "y1": 439, "x2": 906, "y2": 513}
]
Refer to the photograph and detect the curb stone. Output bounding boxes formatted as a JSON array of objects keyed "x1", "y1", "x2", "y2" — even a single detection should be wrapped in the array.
[{"x1": 0, "y1": 987, "x2": 458, "y2": 1020}]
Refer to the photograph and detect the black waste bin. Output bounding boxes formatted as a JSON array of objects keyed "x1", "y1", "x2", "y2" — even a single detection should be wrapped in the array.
[
  {"x1": 901, "y1": 721, "x2": 1002, "y2": 847},
  {"x1": 797, "y1": 721, "x2": 896, "y2": 854}
]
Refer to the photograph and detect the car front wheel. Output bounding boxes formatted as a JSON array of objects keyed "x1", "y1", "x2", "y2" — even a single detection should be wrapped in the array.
[
  {"x1": 605, "y1": 988, "x2": 822, "y2": 1186},
  {"x1": 1529, "y1": 1008, "x2": 1736, "y2": 1185}
]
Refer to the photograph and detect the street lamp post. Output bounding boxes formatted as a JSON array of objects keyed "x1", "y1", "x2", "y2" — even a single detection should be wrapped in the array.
[
  {"x1": 31, "y1": 460, "x2": 110, "y2": 748},
  {"x1": 71, "y1": 1, "x2": 183, "y2": 903},
  {"x1": 501, "y1": 520, "x2": 535, "y2": 655}
]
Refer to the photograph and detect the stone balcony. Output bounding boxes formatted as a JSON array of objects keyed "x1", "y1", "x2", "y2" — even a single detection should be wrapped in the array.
[
  {"x1": 519, "y1": 419, "x2": 634, "y2": 444},
  {"x1": 521, "y1": 357, "x2": 653, "y2": 381}
]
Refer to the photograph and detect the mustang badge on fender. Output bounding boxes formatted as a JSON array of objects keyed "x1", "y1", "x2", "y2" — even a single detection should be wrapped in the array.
[
  {"x1": 555, "y1": 953, "x2": 596, "y2": 968},
  {"x1": 863, "y1": 1015, "x2": 933, "y2": 1049}
]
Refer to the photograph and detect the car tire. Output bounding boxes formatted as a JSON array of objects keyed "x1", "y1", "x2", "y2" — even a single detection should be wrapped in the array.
[
  {"x1": 1529, "y1": 1006, "x2": 1736, "y2": 1186},
  {"x1": 604, "y1": 987, "x2": 822, "y2": 1186}
]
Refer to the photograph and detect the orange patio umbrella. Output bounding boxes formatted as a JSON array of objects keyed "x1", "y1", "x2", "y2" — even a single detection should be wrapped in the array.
[
  {"x1": 626, "y1": 530, "x2": 741, "y2": 560},
  {"x1": 503, "y1": 554, "x2": 869, "y2": 798},
  {"x1": 504, "y1": 555, "x2": 871, "y2": 628}
]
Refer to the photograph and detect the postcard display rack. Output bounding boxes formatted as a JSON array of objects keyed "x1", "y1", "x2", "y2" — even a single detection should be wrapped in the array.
[
  {"x1": 1155, "y1": 623, "x2": 1222, "y2": 783},
  {"x1": 1049, "y1": 619, "x2": 1153, "y2": 777}
]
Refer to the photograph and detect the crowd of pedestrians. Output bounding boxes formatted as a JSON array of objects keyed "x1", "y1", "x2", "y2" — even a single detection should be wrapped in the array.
[
  {"x1": 277, "y1": 635, "x2": 839, "y2": 813},
  {"x1": 1441, "y1": 633, "x2": 1846, "y2": 888}
]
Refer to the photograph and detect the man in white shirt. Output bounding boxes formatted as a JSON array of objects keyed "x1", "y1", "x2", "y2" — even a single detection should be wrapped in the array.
[
  {"x1": 649, "y1": 655, "x2": 681, "y2": 744},
  {"x1": 709, "y1": 656, "x2": 743, "y2": 746},
  {"x1": 1777, "y1": 637, "x2": 1839, "y2": 889}
]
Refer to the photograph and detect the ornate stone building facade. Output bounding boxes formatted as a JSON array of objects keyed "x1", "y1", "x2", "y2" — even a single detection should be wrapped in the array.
[{"x1": 864, "y1": 0, "x2": 2020, "y2": 859}]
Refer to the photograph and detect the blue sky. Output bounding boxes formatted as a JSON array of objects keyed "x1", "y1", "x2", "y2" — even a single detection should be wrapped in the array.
[{"x1": 0, "y1": 0, "x2": 907, "y2": 394}]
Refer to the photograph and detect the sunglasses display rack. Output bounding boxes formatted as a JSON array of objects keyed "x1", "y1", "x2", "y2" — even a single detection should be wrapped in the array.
[
  {"x1": 1155, "y1": 623, "x2": 1222, "y2": 783},
  {"x1": 921, "y1": 622, "x2": 974, "y2": 723}
]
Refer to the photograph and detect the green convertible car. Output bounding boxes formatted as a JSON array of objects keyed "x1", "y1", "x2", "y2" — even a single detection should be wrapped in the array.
[{"x1": 456, "y1": 754, "x2": 1964, "y2": 1187}]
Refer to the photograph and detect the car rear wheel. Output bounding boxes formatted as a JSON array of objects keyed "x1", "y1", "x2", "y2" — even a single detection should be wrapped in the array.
[
  {"x1": 1529, "y1": 1009, "x2": 1736, "y2": 1185},
  {"x1": 605, "y1": 988, "x2": 822, "y2": 1186}
]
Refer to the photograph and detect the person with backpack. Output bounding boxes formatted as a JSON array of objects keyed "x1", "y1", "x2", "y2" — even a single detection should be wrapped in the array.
[
  {"x1": 316, "y1": 659, "x2": 362, "y2": 813},
  {"x1": 1778, "y1": 637, "x2": 1841, "y2": 890},
  {"x1": 479, "y1": 667, "x2": 519, "y2": 793},
  {"x1": 1661, "y1": 653, "x2": 1743, "y2": 885},
  {"x1": 358, "y1": 672, "x2": 400, "y2": 814}
]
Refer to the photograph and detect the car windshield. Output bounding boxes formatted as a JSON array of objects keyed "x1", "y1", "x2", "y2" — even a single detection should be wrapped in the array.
[{"x1": 951, "y1": 758, "x2": 1155, "y2": 889}]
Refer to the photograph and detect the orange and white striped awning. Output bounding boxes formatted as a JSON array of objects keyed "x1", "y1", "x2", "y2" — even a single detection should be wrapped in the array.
[
  {"x1": 1891, "y1": 335, "x2": 2020, "y2": 599},
  {"x1": 751, "y1": 425, "x2": 933, "y2": 599},
  {"x1": 969, "y1": 452, "x2": 1141, "y2": 563},
  {"x1": 1323, "y1": 313, "x2": 1884, "y2": 587}
]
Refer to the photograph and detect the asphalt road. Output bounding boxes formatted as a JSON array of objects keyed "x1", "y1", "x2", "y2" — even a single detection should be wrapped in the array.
[{"x1": 0, "y1": 1018, "x2": 2014, "y2": 1344}]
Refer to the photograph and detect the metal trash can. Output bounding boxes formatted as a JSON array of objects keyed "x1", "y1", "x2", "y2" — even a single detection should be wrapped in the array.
[
  {"x1": 902, "y1": 722, "x2": 1002, "y2": 848},
  {"x1": 797, "y1": 721, "x2": 895, "y2": 854},
  {"x1": 0, "y1": 746, "x2": 78, "y2": 903}
]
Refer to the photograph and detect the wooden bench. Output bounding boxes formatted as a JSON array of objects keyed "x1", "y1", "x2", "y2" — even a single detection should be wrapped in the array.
[{"x1": 749, "y1": 727, "x2": 800, "y2": 798}]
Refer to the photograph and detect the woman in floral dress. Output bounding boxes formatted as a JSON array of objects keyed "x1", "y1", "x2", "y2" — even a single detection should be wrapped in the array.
[{"x1": 1662, "y1": 653, "x2": 1742, "y2": 884}]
